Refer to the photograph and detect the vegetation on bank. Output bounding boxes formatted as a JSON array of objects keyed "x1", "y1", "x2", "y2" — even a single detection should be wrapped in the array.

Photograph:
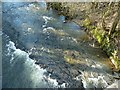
[{"x1": 46, "y1": 2, "x2": 120, "y2": 71}]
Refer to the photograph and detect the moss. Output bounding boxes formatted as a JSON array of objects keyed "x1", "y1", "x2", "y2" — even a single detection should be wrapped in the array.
[
  {"x1": 47, "y1": 2, "x2": 62, "y2": 10},
  {"x1": 64, "y1": 55, "x2": 80, "y2": 64},
  {"x1": 110, "y1": 56, "x2": 120, "y2": 70},
  {"x1": 83, "y1": 18, "x2": 91, "y2": 26},
  {"x1": 46, "y1": 2, "x2": 77, "y2": 20},
  {"x1": 82, "y1": 17, "x2": 120, "y2": 70},
  {"x1": 48, "y1": 29, "x2": 68, "y2": 36},
  {"x1": 81, "y1": 15, "x2": 120, "y2": 70},
  {"x1": 63, "y1": 50, "x2": 81, "y2": 64}
]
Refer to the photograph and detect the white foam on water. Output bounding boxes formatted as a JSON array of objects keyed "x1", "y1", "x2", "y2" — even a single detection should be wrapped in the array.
[
  {"x1": 106, "y1": 80, "x2": 118, "y2": 88},
  {"x1": 42, "y1": 27, "x2": 55, "y2": 34},
  {"x1": 42, "y1": 16, "x2": 54, "y2": 27},
  {"x1": 7, "y1": 41, "x2": 16, "y2": 50},
  {"x1": 44, "y1": 74, "x2": 66, "y2": 88},
  {"x1": 0, "y1": 31, "x2": 2, "y2": 36},
  {"x1": 81, "y1": 71, "x2": 109, "y2": 88},
  {"x1": 6, "y1": 41, "x2": 16, "y2": 56},
  {"x1": 6, "y1": 40, "x2": 66, "y2": 88}
]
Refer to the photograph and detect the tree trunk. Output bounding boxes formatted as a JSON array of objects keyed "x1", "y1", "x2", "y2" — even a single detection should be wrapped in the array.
[{"x1": 109, "y1": 2, "x2": 120, "y2": 35}]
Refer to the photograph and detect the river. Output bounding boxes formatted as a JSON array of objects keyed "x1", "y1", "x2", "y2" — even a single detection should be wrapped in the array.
[{"x1": 2, "y1": 1, "x2": 120, "y2": 89}]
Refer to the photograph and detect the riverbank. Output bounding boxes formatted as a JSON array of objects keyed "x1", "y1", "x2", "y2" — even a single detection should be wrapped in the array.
[{"x1": 46, "y1": 2, "x2": 120, "y2": 71}]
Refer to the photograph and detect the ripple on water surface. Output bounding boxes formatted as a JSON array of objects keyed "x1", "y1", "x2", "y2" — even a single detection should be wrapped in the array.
[{"x1": 2, "y1": 35, "x2": 66, "y2": 88}]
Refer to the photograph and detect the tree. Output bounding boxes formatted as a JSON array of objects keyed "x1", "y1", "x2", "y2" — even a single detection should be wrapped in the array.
[{"x1": 109, "y1": 2, "x2": 120, "y2": 36}]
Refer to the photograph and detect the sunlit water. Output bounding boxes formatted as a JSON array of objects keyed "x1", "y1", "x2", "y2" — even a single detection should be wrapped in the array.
[{"x1": 2, "y1": 1, "x2": 119, "y2": 89}]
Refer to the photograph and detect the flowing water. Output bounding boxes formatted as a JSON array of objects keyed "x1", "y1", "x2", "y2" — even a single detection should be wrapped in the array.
[{"x1": 2, "y1": 1, "x2": 120, "y2": 89}]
